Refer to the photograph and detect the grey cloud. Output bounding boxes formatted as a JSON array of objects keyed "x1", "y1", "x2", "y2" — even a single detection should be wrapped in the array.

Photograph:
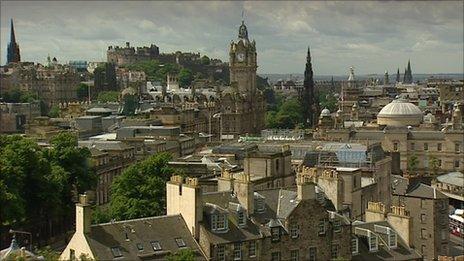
[{"x1": 0, "y1": 1, "x2": 462, "y2": 74}]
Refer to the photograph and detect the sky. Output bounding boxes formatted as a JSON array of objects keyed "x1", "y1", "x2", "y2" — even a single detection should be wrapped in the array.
[{"x1": 1, "y1": 1, "x2": 463, "y2": 75}]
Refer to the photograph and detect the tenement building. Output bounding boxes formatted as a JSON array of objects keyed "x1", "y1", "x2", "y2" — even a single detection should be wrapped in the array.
[{"x1": 167, "y1": 173, "x2": 352, "y2": 261}]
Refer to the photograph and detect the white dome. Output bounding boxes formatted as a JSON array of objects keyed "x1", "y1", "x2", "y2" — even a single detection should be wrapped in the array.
[
  {"x1": 320, "y1": 108, "x2": 331, "y2": 117},
  {"x1": 378, "y1": 99, "x2": 422, "y2": 126},
  {"x1": 378, "y1": 99, "x2": 422, "y2": 117}
]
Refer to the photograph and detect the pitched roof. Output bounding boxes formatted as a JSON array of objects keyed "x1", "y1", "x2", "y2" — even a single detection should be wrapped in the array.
[
  {"x1": 437, "y1": 171, "x2": 464, "y2": 186},
  {"x1": 392, "y1": 175, "x2": 447, "y2": 199},
  {"x1": 87, "y1": 214, "x2": 206, "y2": 260}
]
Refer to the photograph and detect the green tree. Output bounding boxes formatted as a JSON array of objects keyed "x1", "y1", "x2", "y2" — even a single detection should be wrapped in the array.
[
  {"x1": 97, "y1": 91, "x2": 120, "y2": 103},
  {"x1": 122, "y1": 94, "x2": 138, "y2": 116},
  {"x1": 76, "y1": 83, "x2": 89, "y2": 101},
  {"x1": 408, "y1": 154, "x2": 419, "y2": 173},
  {"x1": 200, "y1": 55, "x2": 210, "y2": 65},
  {"x1": 48, "y1": 105, "x2": 60, "y2": 118},
  {"x1": 429, "y1": 156, "x2": 440, "y2": 176},
  {"x1": 318, "y1": 90, "x2": 338, "y2": 112},
  {"x1": 109, "y1": 153, "x2": 174, "y2": 220},
  {"x1": 178, "y1": 68, "x2": 194, "y2": 88},
  {"x1": 36, "y1": 246, "x2": 60, "y2": 261},
  {"x1": 167, "y1": 248, "x2": 196, "y2": 261}
]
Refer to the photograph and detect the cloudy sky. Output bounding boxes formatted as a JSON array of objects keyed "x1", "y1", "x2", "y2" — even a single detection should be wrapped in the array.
[{"x1": 1, "y1": 1, "x2": 463, "y2": 75}]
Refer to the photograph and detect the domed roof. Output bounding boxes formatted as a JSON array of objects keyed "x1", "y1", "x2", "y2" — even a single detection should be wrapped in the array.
[
  {"x1": 378, "y1": 99, "x2": 422, "y2": 117},
  {"x1": 320, "y1": 108, "x2": 331, "y2": 117},
  {"x1": 377, "y1": 99, "x2": 423, "y2": 127}
]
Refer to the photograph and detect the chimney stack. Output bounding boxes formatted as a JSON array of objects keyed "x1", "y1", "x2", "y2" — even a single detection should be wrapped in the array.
[
  {"x1": 296, "y1": 173, "x2": 316, "y2": 201},
  {"x1": 76, "y1": 193, "x2": 93, "y2": 234}
]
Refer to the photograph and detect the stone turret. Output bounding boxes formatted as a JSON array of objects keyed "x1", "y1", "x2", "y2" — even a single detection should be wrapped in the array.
[{"x1": 452, "y1": 103, "x2": 462, "y2": 130}]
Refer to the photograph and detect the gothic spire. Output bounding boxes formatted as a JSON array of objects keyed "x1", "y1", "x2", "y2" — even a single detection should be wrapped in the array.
[
  {"x1": 7, "y1": 18, "x2": 21, "y2": 64},
  {"x1": 10, "y1": 19, "x2": 16, "y2": 43},
  {"x1": 301, "y1": 46, "x2": 318, "y2": 128},
  {"x1": 396, "y1": 68, "x2": 400, "y2": 82}
]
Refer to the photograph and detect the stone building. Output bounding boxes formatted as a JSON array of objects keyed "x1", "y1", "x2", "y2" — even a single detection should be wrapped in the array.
[
  {"x1": 0, "y1": 102, "x2": 40, "y2": 133},
  {"x1": 60, "y1": 194, "x2": 206, "y2": 260},
  {"x1": 166, "y1": 172, "x2": 352, "y2": 261},
  {"x1": 319, "y1": 99, "x2": 464, "y2": 173},
  {"x1": 432, "y1": 171, "x2": 464, "y2": 208},
  {"x1": 391, "y1": 175, "x2": 450, "y2": 260}
]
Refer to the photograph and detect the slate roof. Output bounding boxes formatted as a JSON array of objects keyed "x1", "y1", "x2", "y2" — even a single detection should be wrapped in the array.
[
  {"x1": 87, "y1": 215, "x2": 206, "y2": 260},
  {"x1": 392, "y1": 175, "x2": 447, "y2": 199},
  {"x1": 352, "y1": 221, "x2": 422, "y2": 261},
  {"x1": 437, "y1": 171, "x2": 464, "y2": 186}
]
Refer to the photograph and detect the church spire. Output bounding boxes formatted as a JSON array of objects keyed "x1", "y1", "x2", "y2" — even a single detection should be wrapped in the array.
[
  {"x1": 396, "y1": 68, "x2": 400, "y2": 82},
  {"x1": 7, "y1": 18, "x2": 21, "y2": 64}
]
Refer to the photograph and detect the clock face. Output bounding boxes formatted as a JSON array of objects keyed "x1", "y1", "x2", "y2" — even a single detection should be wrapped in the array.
[{"x1": 236, "y1": 52, "x2": 245, "y2": 62}]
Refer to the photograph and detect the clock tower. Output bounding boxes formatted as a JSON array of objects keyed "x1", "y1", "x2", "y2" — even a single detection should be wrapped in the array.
[
  {"x1": 220, "y1": 20, "x2": 265, "y2": 136},
  {"x1": 229, "y1": 20, "x2": 257, "y2": 96}
]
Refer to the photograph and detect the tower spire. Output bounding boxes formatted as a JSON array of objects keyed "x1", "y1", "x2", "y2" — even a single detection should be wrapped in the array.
[
  {"x1": 301, "y1": 45, "x2": 318, "y2": 128},
  {"x1": 396, "y1": 68, "x2": 400, "y2": 82},
  {"x1": 7, "y1": 18, "x2": 21, "y2": 64}
]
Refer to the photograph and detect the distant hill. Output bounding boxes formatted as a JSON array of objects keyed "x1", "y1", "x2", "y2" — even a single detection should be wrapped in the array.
[{"x1": 260, "y1": 73, "x2": 464, "y2": 84}]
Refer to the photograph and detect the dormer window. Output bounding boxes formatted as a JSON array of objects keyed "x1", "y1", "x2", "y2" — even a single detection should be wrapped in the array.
[
  {"x1": 271, "y1": 227, "x2": 280, "y2": 242},
  {"x1": 212, "y1": 213, "x2": 228, "y2": 232},
  {"x1": 351, "y1": 238, "x2": 359, "y2": 255},
  {"x1": 388, "y1": 231, "x2": 397, "y2": 248},
  {"x1": 238, "y1": 211, "x2": 246, "y2": 226},
  {"x1": 175, "y1": 238, "x2": 186, "y2": 248},
  {"x1": 368, "y1": 232, "x2": 378, "y2": 252},
  {"x1": 255, "y1": 198, "x2": 265, "y2": 213}
]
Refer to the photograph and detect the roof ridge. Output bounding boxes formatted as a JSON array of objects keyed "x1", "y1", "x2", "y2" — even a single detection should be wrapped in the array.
[{"x1": 93, "y1": 214, "x2": 182, "y2": 227}]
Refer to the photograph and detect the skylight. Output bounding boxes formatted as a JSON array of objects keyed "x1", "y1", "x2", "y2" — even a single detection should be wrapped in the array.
[
  {"x1": 111, "y1": 246, "x2": 123, "y2": 258},
  {"x1": 151, "y1": 241, "x2": 162, "y2": 251},
  {"x1": 175, "y1": 238, "x2": 186, "y2": 248}
]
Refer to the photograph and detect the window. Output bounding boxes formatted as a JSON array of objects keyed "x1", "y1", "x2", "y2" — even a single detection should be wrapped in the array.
[
  {"x1": 271, "y1": 227, "x2": 280, "y2": 242},
  {"x1": 309, "y1": 247, "x2": 317, "y2": 261},
  {"x1": 421, "y1": 214, "x2": 426, "y2": 223},
  {"x1": 437, "y1": 143, "x2": 442, "y2": 151},
  {"x1": 333, "y1": 219, "x2": 341, "y2": 233},
  {"x1": 233, "y1": 242, "x2": 242, "y2": 260},
  {"x1": 256, "y1": 198, "x2": 265, "y2": 213},
  {"x1": 238, "y1": 211, "x2": 246, "y2": 226},
  {"x1": 290, "y1": 249, "x2": 299, "y2": 261},
  {"x1": 369, "y1": 233, "x2": 378, "y2": 252},
  {"x1": 290, "y1": 223, "x2": 299, "y2": 238},
  {"x1": 175, "y1": 238, "x2": 186, "y2": 248},
  {"x1": 351, "y1": 238, "x2": 358, "y2": 254},
  {"x1": 111, "y1": 246, "x2": 123, "y2": 258},
  {"x1": 212, "y1": 214, "x2": 228, "y2": 231},
  {"x1": 455, "y1": 142, "x2": 461, "y2": 153},
  {"x1": 331, "y1": 244, "x2": 339, "y2": 259},
  {"x1": 411, "y1": 143, "x2": 415, "y2": 150},
  {"x1": 276, "y1": 159, "x2": 280, "y2": 172},
  {"x1": 424, "y1": 143, "x2": 428, "y2": 151},
  {"x1": 318, "y1": 220, "x2": 326, "y2": 235},
  {"x1": 248, "y1": 241, "x2": 256, "y2": 257},
  {"x1": 421, "y1": 229, "x2": 427, "y2": 239},
  {"x1": 393, "y1": 142, "x2": 398, "y2": 151},
  {"x1": 388, "y1": 232, "x2": 397, "y2": 248},
  {"x1": 455, "y1": 160, "x2": 460, "y2": 168},
  {"x1": 421, "y1": 199, "x2": 426, "y2": 209},
  {"x1": 271, "y1": 252, "x2": 281, "y2": 261},
  {"x1": 150, "y1": 241, "x2": 162, "y2": 251},
  {"x1": 217, "y1": 245, "x2": 225, "y2": 261},
  {"x1": 70, "y1": 249, "x2": 76, "y2": 260},
  {"x1": 136, "y1": 243, "x2": 144, "y2": 251}
]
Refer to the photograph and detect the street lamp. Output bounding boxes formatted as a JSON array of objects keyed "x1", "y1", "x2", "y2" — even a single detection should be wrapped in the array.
[
  {"x1": 213, "y1": 112, "x2": 222, "y2": 141},
  {"x1": 9, "y1": 229, "x2": 32, "y2": 251}
]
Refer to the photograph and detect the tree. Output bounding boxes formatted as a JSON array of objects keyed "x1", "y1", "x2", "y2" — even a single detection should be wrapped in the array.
[
  {"x1": 97, "y1": 91, "x2": 119, "y2": 103},
  {"x1": 429, "y1": 156, "x2": 440, "y2": 176},
  {"x1": 48, "y1": 105, "x2": 60, "y2": 118},
  {"x1": 167, "y1": 248, "x2": 196, "y2": 261},
  {"x1": 122, "y1": 94, "x2": 137, "y2": 116},
  {"x1": 408, "y1": 154, "x2": 419, "y2": 173},
  {"x1": 178, "y1": 68, "x2": 193, "y2": 88},
  {"x1": 76, "y1": 83, "x2": 89, "y2": 101},
  {"x1": 0, "y1": 88, "x2": 38, "y2": 103},
  {"x1": 200, "y1": 55, "x2": 210, "y2": 65},
  {"x1": 109, "y1": 153, "x2": 175, "y2": 220}
]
